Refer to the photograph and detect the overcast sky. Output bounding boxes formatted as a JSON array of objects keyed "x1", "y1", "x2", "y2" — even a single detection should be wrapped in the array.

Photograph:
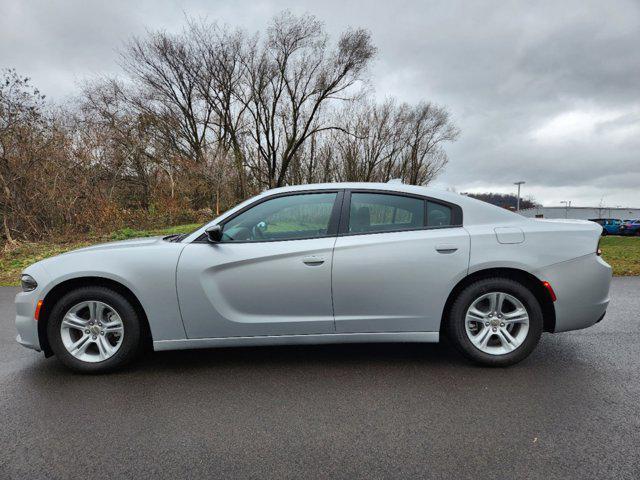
[{"x1": 2, "y1": 0, "x2": 639, "y2": 206}]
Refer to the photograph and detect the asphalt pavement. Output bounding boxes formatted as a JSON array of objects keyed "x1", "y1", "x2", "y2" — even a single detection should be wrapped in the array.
[{"x1": 1, "y1": 278, "x2": 639, "y2": 479}]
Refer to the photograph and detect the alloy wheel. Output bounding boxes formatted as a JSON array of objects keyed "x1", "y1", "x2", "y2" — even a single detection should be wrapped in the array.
[
  {"x1": 464, "y1": 292, "x2": 530, "y2": 355},
  {"x1": 60, "y1": 300, "x2": 124, "y2": 363}
]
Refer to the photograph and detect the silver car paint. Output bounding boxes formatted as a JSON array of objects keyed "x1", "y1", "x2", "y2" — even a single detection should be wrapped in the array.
[
  {"x1": 15, "y1": 182, "x2": 611, "y2": 354},
  {"x1": 176, "y1": 238, "x2": 336, "y2": 338},
  {"x1": 332, "y1": 227, "x2": 470, "y2": 333}
]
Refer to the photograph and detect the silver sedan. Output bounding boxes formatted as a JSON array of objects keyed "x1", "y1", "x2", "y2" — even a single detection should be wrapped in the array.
[{"x1": 16, "y1": 182, "x2": 612, "y2": 372}]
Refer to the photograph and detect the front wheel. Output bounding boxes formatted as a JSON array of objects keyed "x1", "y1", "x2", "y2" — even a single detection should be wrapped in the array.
[
  {"x1": 446, "y1": 278, "x2": 543, "y2": 367},
  {"x1": 47, "y1": 286, "x2": 143, "y2": 373}
]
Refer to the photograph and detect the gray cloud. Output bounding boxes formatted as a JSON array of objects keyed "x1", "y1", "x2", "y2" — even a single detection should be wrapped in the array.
[{"x1": 1, "y1": 0, "x2": 639, "y2": 205}]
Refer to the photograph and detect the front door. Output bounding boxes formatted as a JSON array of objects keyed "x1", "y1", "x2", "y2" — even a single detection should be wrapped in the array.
[{"x1": 177, "y1": 191, "x2": 342, "y2": 339}]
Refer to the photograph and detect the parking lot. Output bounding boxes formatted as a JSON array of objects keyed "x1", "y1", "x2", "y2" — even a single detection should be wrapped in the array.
[{"x1": 1, "y1": 277, "x2": 639, "y2": 479}]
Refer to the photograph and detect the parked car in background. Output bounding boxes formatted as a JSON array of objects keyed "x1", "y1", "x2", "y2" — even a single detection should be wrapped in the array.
[
  {"x1": 16, "y1": 182, "x2": 612, "y2": 373},
  {"x1": 588, "y1": 218, "x2": 623, "y2": 236},
  {"x1": 620, "y1": 219, "x2": 640, "y2": 236}
]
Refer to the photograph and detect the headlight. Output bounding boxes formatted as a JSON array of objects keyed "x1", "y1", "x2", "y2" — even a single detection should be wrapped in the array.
[{"x1": 20, "y1": 274, "x2": 38, "y2": 292}]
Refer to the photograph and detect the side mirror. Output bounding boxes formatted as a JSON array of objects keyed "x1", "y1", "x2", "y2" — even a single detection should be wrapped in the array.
[{"x1": 205, "y1": 225, "x2": 223, "y2": 243}]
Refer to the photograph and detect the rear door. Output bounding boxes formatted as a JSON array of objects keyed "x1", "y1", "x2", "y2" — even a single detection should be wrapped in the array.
[{"x1": 331, "y1": 190, "x2": 470, "y2": 333}]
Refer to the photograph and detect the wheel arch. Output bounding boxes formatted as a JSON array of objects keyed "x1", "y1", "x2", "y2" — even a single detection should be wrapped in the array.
[
  {"x1": 440, "y1": 267, "x2": 556, "y2": 334},
  {"x1": 38, "y1": 276, "x2": 152, "y2": 357}
]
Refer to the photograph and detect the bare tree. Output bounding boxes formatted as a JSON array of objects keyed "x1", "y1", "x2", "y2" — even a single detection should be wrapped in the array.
[
  {"x1": 397, "y1": 102, "x2": 459, "y2": 185},
  {"x1": 120, "y1": 30, "x2": 214, "y2": 163},
  {"x1": 0, "y1": 12, "x2": 461, "y2": 244},
  {"x1": 237, "y1": 12, "x2": 376, "y2": 188}
]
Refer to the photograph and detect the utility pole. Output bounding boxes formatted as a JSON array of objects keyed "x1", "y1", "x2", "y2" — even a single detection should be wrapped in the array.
[{"x1": 514, "y1": 181, "x2": 525, "y2": 211}]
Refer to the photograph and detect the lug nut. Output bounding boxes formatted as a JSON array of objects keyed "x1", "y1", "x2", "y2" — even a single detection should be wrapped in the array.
[
  {"x1": 492, "y1": 327, "x2": 497, "y2": 332},
  {"x1": 100, "y1": 331, "x2": 105, "y2": 335},
  {"x1": 500, "y1": 322, "x2": 505, "y2": 327},
  {"x1": 92, "y1": 335, "x2": 97, "y2": 340},
  {"x1": 98, "y1": 322, "x2": 102, "y2": 327},
  {"x1": 485, "y1": 322, "x2": 490, "y2": 327},
  {"x1": 85, "y1": 329, "x2": 90, "y2": 334}
]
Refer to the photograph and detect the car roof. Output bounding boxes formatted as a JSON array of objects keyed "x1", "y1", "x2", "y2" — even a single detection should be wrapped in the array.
[{"x1": 264, "y1": 182, "x2": 522, "y2": 223}]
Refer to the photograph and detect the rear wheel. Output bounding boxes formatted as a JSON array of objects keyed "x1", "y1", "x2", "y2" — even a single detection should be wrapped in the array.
[
  {"x1": 446, "y1": 278, "x2": 543, "y2": 367},
  {"x1": 47, "y1": 286, "x2": 142, "y2": 373}
]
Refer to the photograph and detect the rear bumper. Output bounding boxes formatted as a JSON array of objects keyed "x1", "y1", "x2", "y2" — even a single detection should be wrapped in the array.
[{"x1": 536, "y1": 254, "x2": 612, "y2": 333}]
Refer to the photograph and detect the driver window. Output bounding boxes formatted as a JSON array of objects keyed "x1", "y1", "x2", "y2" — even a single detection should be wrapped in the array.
[{"x1": 221, "y1": 192, "x2": 338, "y2": 242}]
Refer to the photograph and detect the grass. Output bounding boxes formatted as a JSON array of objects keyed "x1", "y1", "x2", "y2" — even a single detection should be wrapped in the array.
[
  {"x1": 1, "y1": 226, "x2": 638, "y2": 286},
  {"x1": 599, "y1": 236, "x2": 640, "y2": 276}
]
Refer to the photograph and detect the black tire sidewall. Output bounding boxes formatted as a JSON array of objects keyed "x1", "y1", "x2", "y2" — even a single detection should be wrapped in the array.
[
  {"x1": 447, "y1": 278, "x2": 543, "y2": 367},
  {"x1": 47, "y1": 286, "x2": 141, "y2": 373}
]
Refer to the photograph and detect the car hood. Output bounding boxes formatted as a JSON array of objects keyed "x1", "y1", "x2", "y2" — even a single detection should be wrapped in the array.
[{"x1": 67, "y1": 236, "x2": 166, "y2": 254}]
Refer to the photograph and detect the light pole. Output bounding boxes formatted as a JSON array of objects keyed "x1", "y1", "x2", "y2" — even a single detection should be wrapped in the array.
[
  {"x1": 514, "y1": 181, "x2": 525, "y2": 212},
  {"x1": 560, "y1": 200, "x2": 572, "y2": 218}
]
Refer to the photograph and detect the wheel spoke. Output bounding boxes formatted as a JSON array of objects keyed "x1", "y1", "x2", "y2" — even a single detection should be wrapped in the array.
[
  {"x1": 96, "y1": 335, "x2": 114, "y2": 360},
  {"x1": 466, "y1": 306, "x2": 486, "y2": 323},
  {"x1": 88, "y1": 301, "x2": 106, "y2": 322},
  {"x1": 69, "y1": 334, "x2": 92, "y2": 357},
  {"x1": 61, "y1": 313, "x2": 88, "y2": 331},
  {"x1": 471, "y1": 326, "x2": 492, "y2": 349},
  {"x1": 488, "y1": 293, "x2": 497, "y2": 312},
  {"x1": 497, "y1": 329, "x2": 516, "y2": 351},
  {"x1": 503, "y1": 308, "x2": 529, "y2": 324},
  {"x1": 103, "y1": 321, "x2": 123, "y2": 335},
  {"x1": 495, "y1": 293, "x2": 506, "y2": 315}
]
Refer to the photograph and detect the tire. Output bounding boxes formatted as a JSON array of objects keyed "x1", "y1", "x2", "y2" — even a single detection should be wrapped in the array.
[
  {"x1": 47, "y1": 286, "x2": 142, "y2": 373},
  {"x1": 446, "y1": 278, "x2": 543, "y2": 367}
]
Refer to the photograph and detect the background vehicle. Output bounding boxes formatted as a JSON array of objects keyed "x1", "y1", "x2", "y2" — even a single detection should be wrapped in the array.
[
  {"x1": 589, "y1": 218, "x2": 623, "y2": 235},
  {"x1": 620, "y1": 219, "x2": 640, "y2": 236},
  {"x1": 16, "y1": 183, "x2": 611, "y2": 372}
]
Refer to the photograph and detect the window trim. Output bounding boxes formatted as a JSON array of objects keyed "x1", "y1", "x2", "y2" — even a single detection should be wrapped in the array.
[
  {"x1": 194, "y1": 189, "x2": 344, "y2": 244},
  {"x1": 338, "y1": 189, "x2": 463, "y2": 237}
]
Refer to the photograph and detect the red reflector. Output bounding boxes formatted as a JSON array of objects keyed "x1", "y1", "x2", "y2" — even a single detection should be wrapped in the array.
[
  {"x1": 34, "y1": 300, "x2": 43, "y2": 321},
  {"x1": 542, "y1": 281, "x2": 557, "y2": 302}
]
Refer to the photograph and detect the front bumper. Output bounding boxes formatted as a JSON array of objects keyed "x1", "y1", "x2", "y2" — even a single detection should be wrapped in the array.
[
  {"x1": 536, "y1": 254, "x2": 612, "y2": 333},
  {"x1": 15, "y1": 289, "x2": 42, "y2": 351},
  {"x1": 14, "y1": 263, "x2": 50, "y2": 352}
]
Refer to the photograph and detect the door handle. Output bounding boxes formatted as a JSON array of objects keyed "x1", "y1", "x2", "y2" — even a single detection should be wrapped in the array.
[
  {"x1": 302, "y1": 256, "x2": 326, "y2": 266},
  {"x1": 435, "y1": 244, "x2": 458, "y2": 254}
]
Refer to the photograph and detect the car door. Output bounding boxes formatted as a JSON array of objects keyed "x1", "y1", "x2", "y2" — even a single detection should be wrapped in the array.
[
  {"x1": 176, "y1": 191, "x2": 342, "y2": 339},
  {"x1": 332, "y1": 190, "x2": 470, "y2": 333}
]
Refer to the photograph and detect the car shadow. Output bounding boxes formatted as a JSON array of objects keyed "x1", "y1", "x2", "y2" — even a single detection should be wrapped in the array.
[{"x1": 16, "y1": 332, "x2": 594, "y2": 390}]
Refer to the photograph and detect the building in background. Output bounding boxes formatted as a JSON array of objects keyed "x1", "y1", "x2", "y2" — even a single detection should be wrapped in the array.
[{"x1": 519, "y1": 206, "x2": 640, "y2": 220}]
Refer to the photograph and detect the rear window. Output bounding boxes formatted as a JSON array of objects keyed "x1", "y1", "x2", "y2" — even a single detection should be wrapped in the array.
[
  {"x1": 427, "y1": 201, "x2": 453, "y2": 227},
  {"x1": 348, "y1": 193, "x2": 424, "y2": 234}
]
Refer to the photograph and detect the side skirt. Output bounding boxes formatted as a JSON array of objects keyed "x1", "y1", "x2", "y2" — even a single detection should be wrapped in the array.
[{"x1": 153, "y1": 331, "x2": 439, "y2": 351}]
